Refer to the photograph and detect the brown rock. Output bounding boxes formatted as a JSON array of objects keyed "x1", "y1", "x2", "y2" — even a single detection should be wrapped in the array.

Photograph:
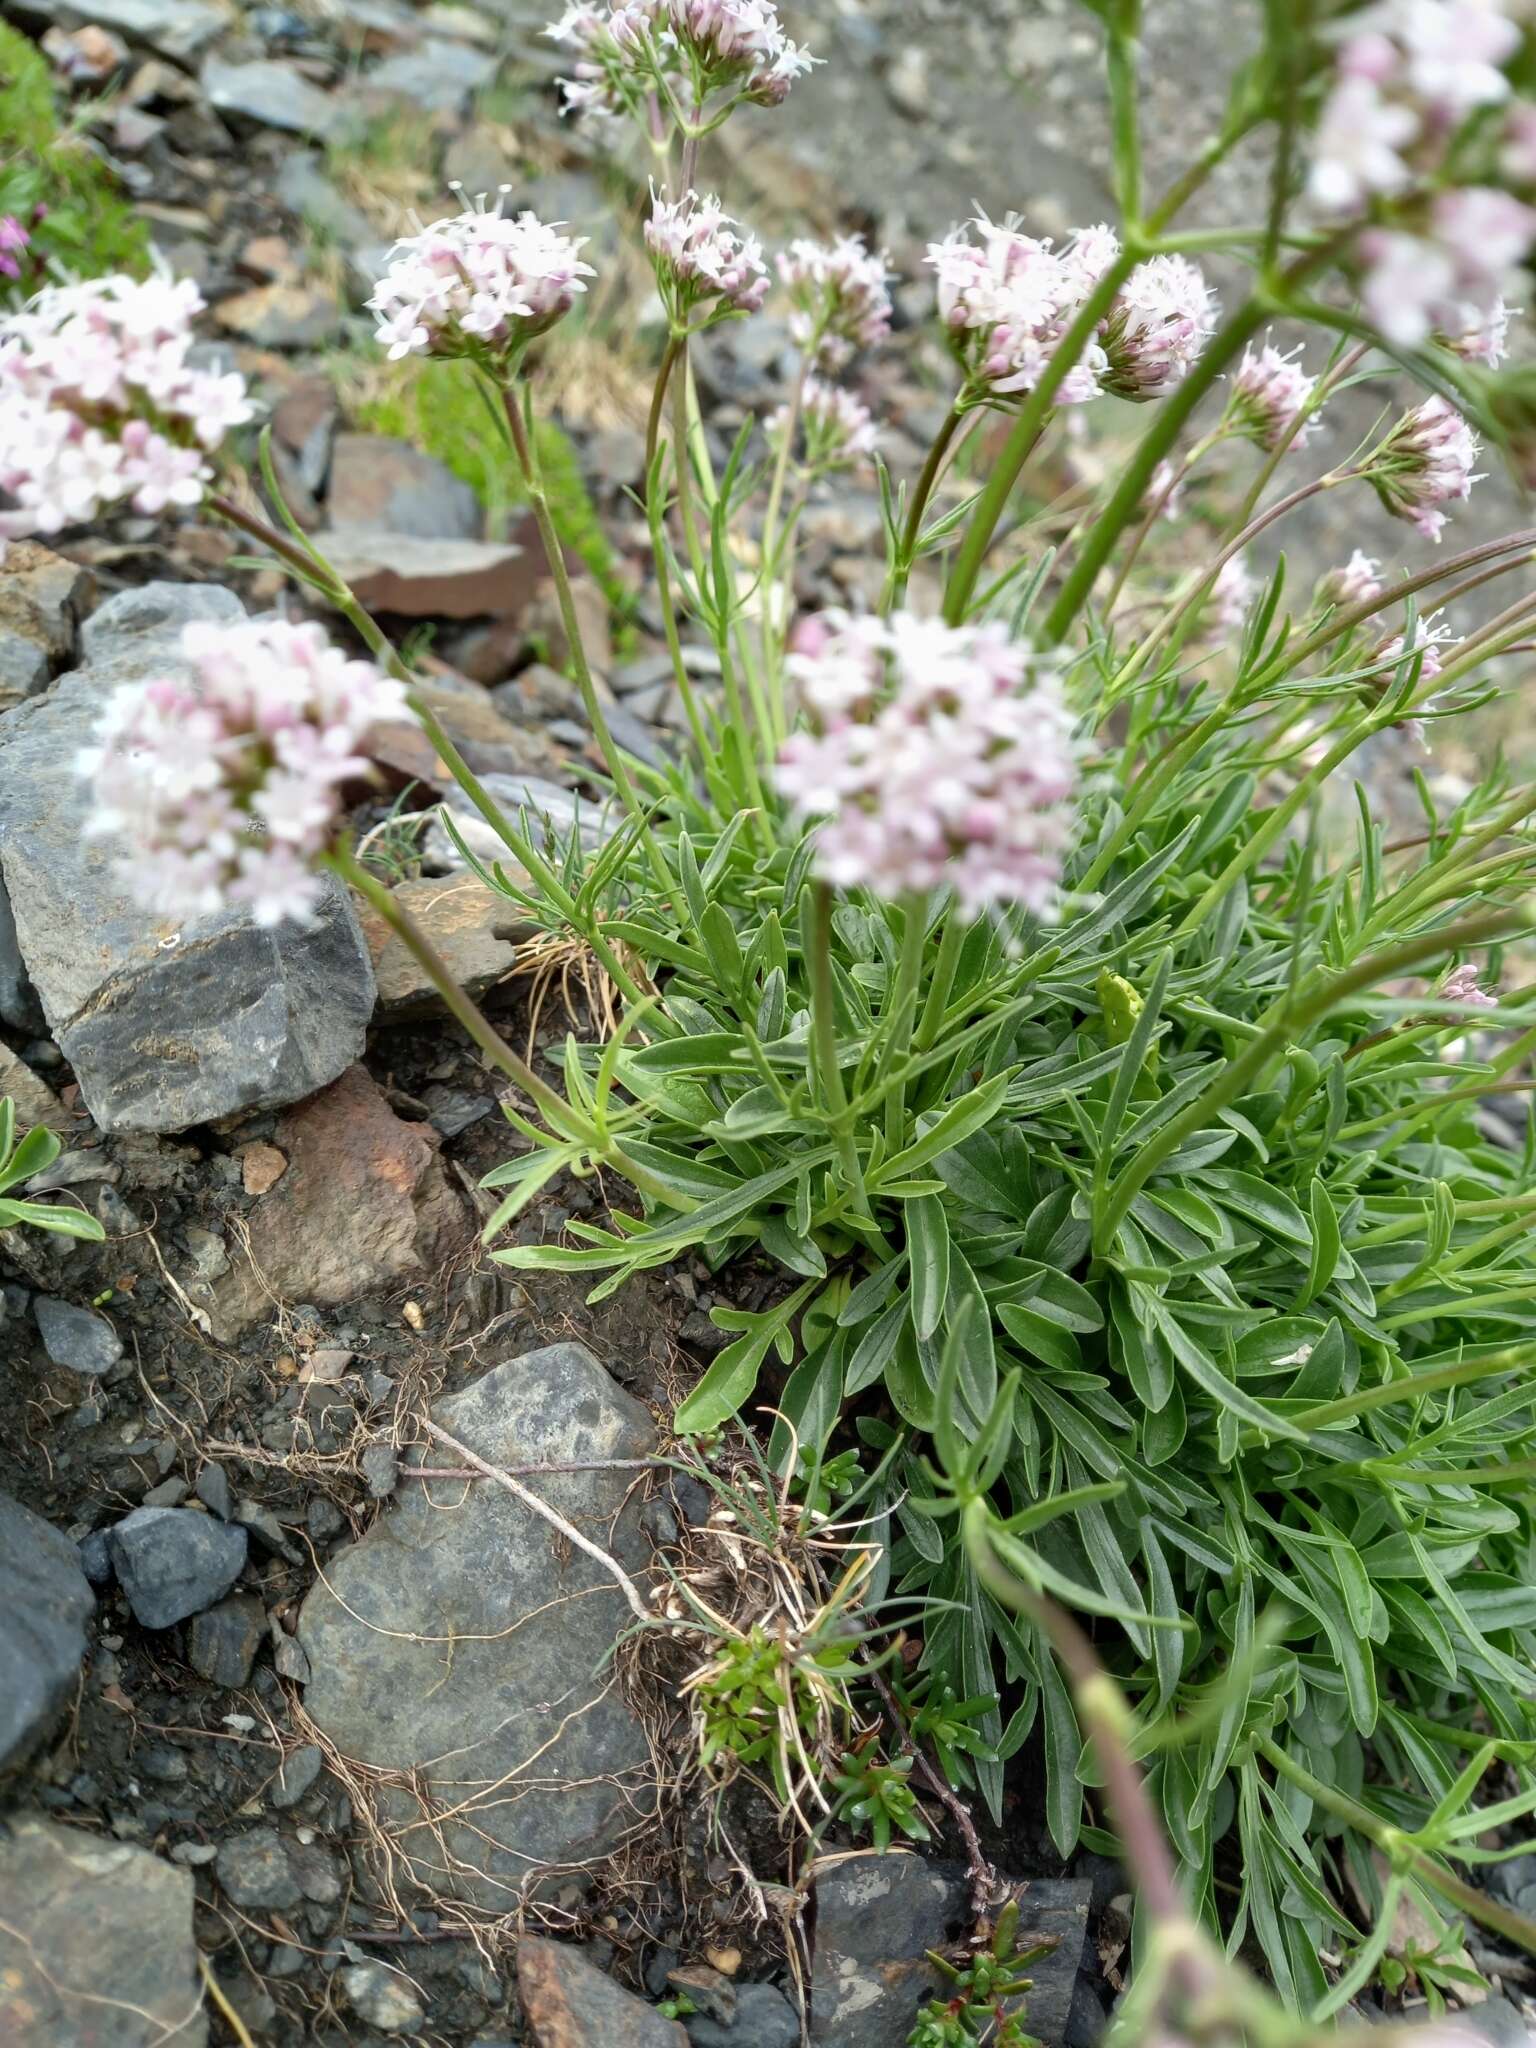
[
  {"x1": 237, "y1": 234, "x2": 299, "y2": 283},
  {"x1": 317, "y1": 529, "x2": 536, "y2": 620},
  {"x1": 238, "y1": 1141, "x2": 288, "y2": 1196},
  {"x1": 212, "y1": 1067, "x2": 465, "y2": 1334},
  {"x1": 0, "y1": 1045, "x2": 67, "y2": 1134},
  {"x1": 525, "y1": 574, "x2": 613, "y2": 681},
  {"x1": 518, "y1": 1938, "x2": 686, "y2": 2048},
  {"x1": 0, "y1": 542, "x2": 95, "y2": 708},
  {"x1": 214, "y1": 283, "x2": 343, "y2": 350},
  {"x1": 365, "y1": 677, "x2": 569, "y2": 791},
  {"x1": 354, "y1": 873, "x2": 533, "y2": 1015},
  {"x1": 328, "y1": 433, "x2": 482, "y2": 542},
  {"x1": 41, "y1": 23, "x2": 129, "y2": 81}
]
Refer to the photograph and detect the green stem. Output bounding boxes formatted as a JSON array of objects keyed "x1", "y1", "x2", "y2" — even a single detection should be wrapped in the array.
[
  {"x1": 1256, "y1": 1736, "x2": 1536, "y2": 1959},
  {"x1": 887, "y1": 399, "x2": 966, "y2": 613},
  {"x1": 914, "y1": 908, "x2": 966, "y2": 1053},
  {"x1": 943, "y1": 250, "x2": 1140, "y2": 626},
  {"x1": 809, "y1": 882, "x2": 869, "y2": 1213},
  {"x1": 882, "y1": 896, "x2": 930, "y2": 1151},
  {"x1": 647, "y1": 333, "x2": 683, "y2": 474},
  {"x1": 1043, "y1": 296, "x2": 1271, "y2": 644},
  {"x1": 330, "y1": 844, "x2": 578, "y2": 1135}
]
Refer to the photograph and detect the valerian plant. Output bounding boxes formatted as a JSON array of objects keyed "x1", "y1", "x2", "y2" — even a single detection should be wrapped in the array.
[{"x1": 18, "y1": 0, "x2": 1536, "y2": 2018}]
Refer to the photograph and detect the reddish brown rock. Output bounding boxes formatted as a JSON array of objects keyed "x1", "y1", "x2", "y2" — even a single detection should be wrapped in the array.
[
  {"x1": 317, "y1": 530, "x2": 536, "y2": 620},
  {"x1": 328, "y1": 433, "x2": 482, "y2": 542},
  {"x1": 0, "y1": 542, "x2": 95, "y2": 708},
  {"x1": 518, "y1": 1938, "x2": 686, "y2": 2048},
  {"x1": 365, "y1": 678, "x2": 568, "y2": 790},
  {"x1": 238, "y1": 1141, "x2": 288, "y2": 1196},
  {"x1": 214, "y1": 282, "x2": 343, "y2": 350},
  {"x1": 212, "y1": 1066, "x2": 465, "y2": 1334}
]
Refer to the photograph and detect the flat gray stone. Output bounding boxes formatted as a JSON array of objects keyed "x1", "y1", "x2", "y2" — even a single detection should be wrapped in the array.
[
  {"x1": 0, "y1": 584, "x2": 375, "y2": 1133},
  {"x1": 299, "y1": 1344, "x2": 657, "y2": 1909},
  {"x1": 108, "y1": 1507, "x2": 248, "y2": 1629},
  {"x1": 187, "y1": 1594, "x2": 265, "y2": 1688},
  {"x1": 365, "y1": 37, "x2": 497, "y2": 112},
  {"x1": 273, "y1": 152, "x2": 374, "y2": 248},
  {"x1": 202, "y1": 57, "x2": 341, "y2": 137},
  {"x1": 9, "y1": 0, "x2": 225, "y2": 62},
  {"x1": 0, "y1": 1494, "x2": 94, "y2": 1775},
  {"x1": 34, "y1": 1296, "x2": 124, "y2": 1376},
  {"x1": 425, "y1": 773, "x2": 618, "y2": 873},
  {"x1": 0, "y1": 1816, "x2": 206, "y2": 2046},
  {"x1": 810, "y1": 1858, "x2": 1090, "y2": 2048},
  {"x1": 329, "y1": 433, "x2": 483, "y2": 541}
]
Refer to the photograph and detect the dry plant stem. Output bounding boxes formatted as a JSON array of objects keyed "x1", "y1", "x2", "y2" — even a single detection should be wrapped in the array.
[
  {"x1": 420, "y1": 1417, "x2": 653, "y2": 1623},
  {"x1": 866, "y1": 1661, "x2": 997, "y2": 1917}
]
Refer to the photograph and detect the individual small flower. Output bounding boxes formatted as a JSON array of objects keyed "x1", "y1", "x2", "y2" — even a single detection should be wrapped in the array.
[
  {"x1": 1227, "y1": 339, "x2": 1321, "y2": 450},
  {"x1": 1318, "y1": 549, "x2": 1385, "y2": 608},
  {"x1": 646, "y1": 187, "x2": 769, "y2": 322},
  {"x1": 1211, "y1": 553, "x2": 1256, "y2": 635},
  {"x1": 368, "y1": 196, "x2": 593, "y2": 363},
  {"x1": 0, "y1": 270, "x2": 251, "y2": 556},
  {"x1": 1098, "y1": 255, "x2": 1217, "y2": 401},
  {"x1": 0, "y1": 216, "x2": 29, "y2": 282},
  {"x1": 777, "y1": 235, "x2": 893, "y2": 369},
  {"x1": 1366, "y1": 395, "x2": 1482, "y2": 541},
  {"x1": 79, "y1": 618, "x2": 410, "y2": 929},
  {"x1": 770, "y1": 376, "x2": 877, "y2": 470},
  {"x1": 775, "y1": 610, "x2": 1080, "y2": 919},
  {"x1": 1441, "y1": 961, "x2": 1497, "y2": 1008},
  {"x1": 1380, "y1": 608, "x2": 1458, "y2": 680}
]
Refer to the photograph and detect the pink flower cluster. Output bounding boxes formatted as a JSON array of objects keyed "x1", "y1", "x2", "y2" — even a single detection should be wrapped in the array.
[
  {"x1": 1367, "y1": 395, "x2": 1482, "y2": 541},
  {"x1": 777, "y1": 235, "x2": 893, "y2": 369},
  {"x1": 1227, "y1": 341, "x2": 1321, "y2": 451},
  {"x1": 775, "y1": 610, "x2": 1080, "y2": 918},
  {"x1": 547, "y1": 0, "x2": 812, "y2": 120},
  {"x1": 1442, "y1": 961, "x2": 1497, "y2": 1008},
  {"x1": 1309, "y1": 3, "x2": 1536, "y2": 346},
  {"x1": 80, "y1": 619, "x2": 410, "y2": 929},
  {"x1": 1211, "y1": 554, "x2": 1256, "y2": 635},
  {"x1": 1318, "y1": 549, "x2": 1386, "y2": 608},
  {"x1": 646, "y1": 188, "x2": 769, "y2": 321},
  {"x1": 0, "y1": 216, "x2": 30, "y2": 282},
  {"x1": 927, "y1": 217, "x2": 1214, "y2": 407},
  {"x1": 369, "y1": 197, "x2": 593, "y2": 363},
  {"x1": 1380, "y1": 608, "x2": 1458, "y2": 681},
  {"x1": 0, "y1": 272, "x2": 250, "y2": 558},
  {"x1": 770, "y1": 376, "x2": 877, "y2": 470}
]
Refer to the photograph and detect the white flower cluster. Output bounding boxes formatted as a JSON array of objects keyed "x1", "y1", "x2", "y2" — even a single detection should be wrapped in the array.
[
  {"x1": 775, "y1": 610, "x2": 1080, "y2": 918},
  {"x1": 0, "y1": 272, "x2": 250, "y2": 557},
  {"x1": 79, "y1": 619, "x2": 410, "y2": 929},
  {"x1": 1310, "y1": 2, "x2": 1536, "y2": 346},
  {"x1": 1228, "y1": 341, "x2": 1322, "y2": 452},
  {"x1": 777, "y1": 235, "x2": 893, "y2": 369},
  {"x1": 646, "y1": 188, "x2": 769, "y2": 321},
  {"x1": 1367, "y1": 395, "x2": 1483, "y2": 541},
  {"x1": 546, "y1": 0, "x2": 813, "y2": 121},
  {"x1": 769, "y1": 376, "x2": 877, "y2": 470},
  {"x1": 369, "y1": 198, "x2": 594, "y2": 363},
  {"x1": 926, "y1": 217, "x2": 1214, "y2": 407}
]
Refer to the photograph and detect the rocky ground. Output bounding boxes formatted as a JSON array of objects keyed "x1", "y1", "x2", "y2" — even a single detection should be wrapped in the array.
[{"x1": 2, "y1": 3, "x2": 1534, "y2": 2045}]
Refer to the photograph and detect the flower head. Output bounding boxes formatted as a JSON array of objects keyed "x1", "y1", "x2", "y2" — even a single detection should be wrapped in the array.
[
  {"x1": 1228, "y1": 340, "x2": 1321, "y2": 450},
  {"x1": 79, "y1": 619, "x2": 410, "y2": 929},
  {"x1": 1438, "y1": 295, "x2": 1514, "y2": 364},
  {"x1": 777, "y1": 235, "x2": 893, "y2": 369},
  {"x1": 0, "y1": 270, "x2": 251, "y2": 557},
  {"x1": 0, "y1": 215, "x2": 29, "y2": 282},
  {"x1": 775, "y1": 610, "x2": 1081, "y2": 919},
  {"x1": 1211, "y1": 554, "x2": 1256, "y2": 635},
  {"x1": 1380, "y1": 608, "x2": 1458, "y2": 680},
  {"x1": 547, "y1": 0, "x2": 812, "y2": 118},
  {"x1": 770, "y1": 376, "x2": 877, "y2": 470},
  {"x1": 646, "y1": 187, "x2": 769, "y2": 322},
  {"x1": 1367, "y1": 394, "x2": 1482, "y2": 541},
  {"x1": 1318, "y1": 549, "x2": 1385, "y2": 608},
  {"x1": 368, "y1": 196, "x2": 593, "y2": 363},
  {"x1": 666, "y1": 0, "x2": 815, "y2": 103},
  {"x1": 1309, "y1": 74, "x2": 1419, "y2": 214},
  {"x1": 927, "y1": 216, "x2": 1119, "y2": 404},
  {"x1": 1099, "y1": 255, "x2": 1217, "y2": 400},
  {"x1": 1441, "y1": 960, "x2": 1497, "y2": 1008}
]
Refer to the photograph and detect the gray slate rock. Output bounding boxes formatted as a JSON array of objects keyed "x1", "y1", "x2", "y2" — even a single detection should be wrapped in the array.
[
  {"x1": 426, "y1": 773, "x2": 618, "y2": 873},
  {"x1": 810, "y1": 1858, "x2": 1090, "y2": 2048},
  {"x1": 299, "y1": 1343, "x2": 656, "y2": 1907},
  {"x1": 202, "y1": 58, "x2": 341, "y2": 137},
  {"x1": 0, "y1": 1815, "x2": 206, "y2": 2045},
  {"x1": 0, "y1": 584, "x2": 375, "y2": 1134},
  {"x1": 270, "y1": 1742, "x2": 324, "y2": 1808},
  {"x1": 34, "y1": 1295, "x2": 124, "y2": 1376},
  {"x1": 329, "y1": 432, "x2": 483, "y2": 542},
  {"x1": 685, "y1": 1983, "x2": 800, "y2": 2048},
  {"x1": 108, "y1": 1506, "x2": 248, "y2": 1629},
  {"x1": 7, "y1": 0, "x2": 224, "y2": 61},
  {"x1": 215, "y1": 1826, "x2": 302, "y2": 1910},
  {"x1": 341, "y1": 1958, "x2": 427, "y2": 2034},
  {"x1": 366, "y1": 37, "x2": 497, "y2": 112},
  {"x1": 187, "y1": 1594, "x2": 266, "y2": 1687},
  {"x1": 0, "y1": 1493, "x2": 94, "y2": 1774}
]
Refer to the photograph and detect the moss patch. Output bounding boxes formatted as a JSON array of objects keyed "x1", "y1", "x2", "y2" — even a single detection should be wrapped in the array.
[{"x1": 0, "y1": 22, "x2": 148, "y2": 300}]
